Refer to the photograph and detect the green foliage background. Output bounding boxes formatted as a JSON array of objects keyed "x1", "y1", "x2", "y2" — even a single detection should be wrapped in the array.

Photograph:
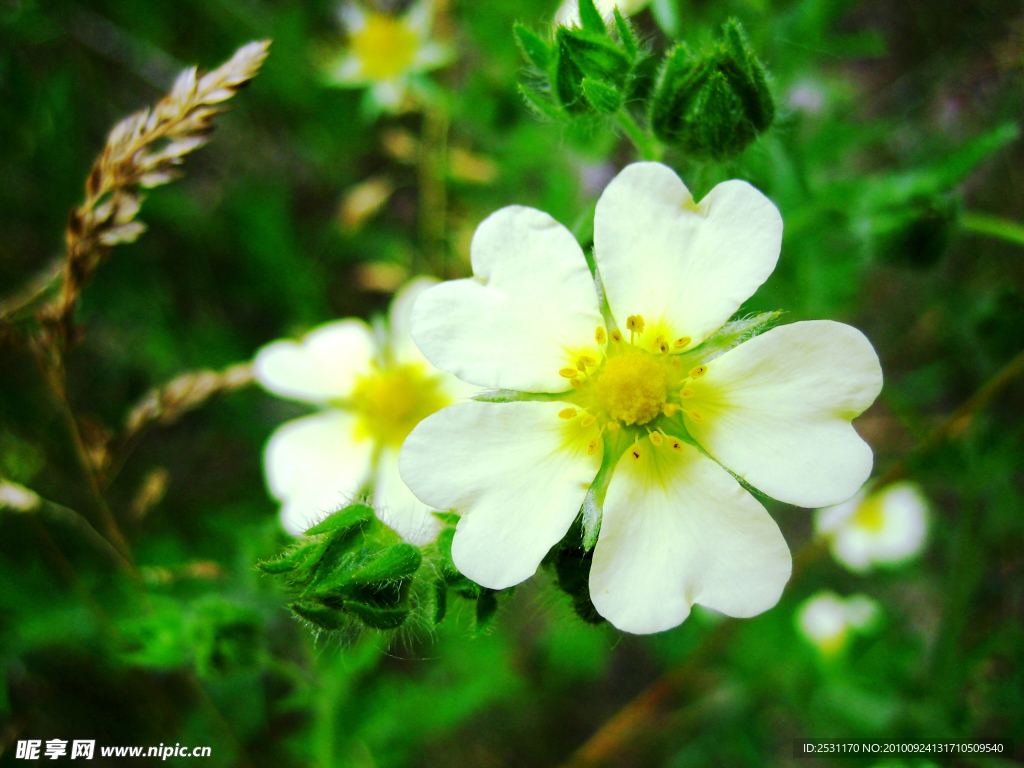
[{"x1": 1, "y1": 0, "x2": 1023, "y2": 765}]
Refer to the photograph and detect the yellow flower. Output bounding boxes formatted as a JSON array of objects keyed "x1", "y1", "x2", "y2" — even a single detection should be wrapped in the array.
[
  {"x1": 325, "y1": 2, "x2": 453, "y2": 111},
  {"x1": 253, "y1": 279, "x2": 473, "y2": 543}
]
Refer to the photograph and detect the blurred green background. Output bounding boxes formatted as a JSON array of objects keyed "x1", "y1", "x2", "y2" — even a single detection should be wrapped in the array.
[{"x1": 1, "y1": 0, "x2": 1023, "y2": 765}]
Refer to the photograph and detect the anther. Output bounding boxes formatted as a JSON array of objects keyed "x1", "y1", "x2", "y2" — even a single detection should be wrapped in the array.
[
  {"x1": 688, "y1": 365, "x2": 708, "y2": 379},
  {"x1": 630, "y1": 446, "x2": 642, "y2": 461},
  {"x1": 610, "y1": 329, "x2": 623, "y2": 343},
  {"x1": 580, "y1": 414, "x2": 596, "y2": 428},
  {"x1": 648, "y1": 431, "x2": 664, "y2": 447},
  {"x1": 669, "y1": 438, "x2": 683, "y2": 451},
  {"x1": 680, "y1": 388, "x2": 695, "y2": 399},
  {"x1": 671, "y1": 357, "x2": 682, "y2": 369},
  {"x1": 595, "y1": 327, "x2": 607, "y2": 344},
  {"x1": 626, "y1": 315, "x2": 646, "y2": 334},
  {"x1": 606, "y1": 421, "x2": 621, "y2": 433},
  {"x1": 570, "y1": 377, "x2": 583, "y2": 390},
  {"x1": 576, "y1": 359, "x2": 587, "y2": 372},
  {"x1": 579, "y1": 354, "x2": 598, "y2": 368},
  {"x1": 558, "y1": 407, "x2": 577, "y2": 420},
  {"x1": 658, "y1": 340, "x2": 670, "y2": 354},
  {"x1": 559, "y1": 366, "x2": 578, "y2": 378},
  {"x1": 587, "y1": 437, "x2": 600, "y2": 456},
  {"x1": 686, "y1": 410, "x2": 704, "y2": 423},
  {"x1": 673, "y1": 336, "x2": 692, "y2": 349},
  {"x1": 663, "y1": 403, "x2": 680, "y2": 417}
]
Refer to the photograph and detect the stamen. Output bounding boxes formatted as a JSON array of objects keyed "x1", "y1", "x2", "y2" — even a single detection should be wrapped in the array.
[
  {"x1": 595, "y1": 327, "x2": 607, "y2": 344},
  {"x1": 559, "y1": 366, "x2": 578, "y2": 378},
  {"x1": 558, "y1": 407, "x2": 577, "y2": 420},
  {"x1": 570, "y1": 377, "x2": 583, "y2": 390},
  {"x1": 673, "y1": 336, "x2": 692, "y2": 349},
  {"x1": 663, "y1": 403, "x2": 680, "y2": 417},
  {"x1": 648, "y1": 431, "x2": 664, "y2": 447},
  {"x1": 679, "y1": 388, "x2": 695, "y2": 399},
  {"x1": 685, "y1": 410, "x2": 704, "y2": 423},
  {"x1": 610, "y1": 329, "x2": 623, "y2": 343},
  {"x1": 606, "y1": 421, "x2": 621, "y2": 432},
  {"x1": 626, "y1": 315, "x2": 645, "y2": 334},
  {"x1": 576, "y1": 359, "x2": 587, "y2": 372},
  {"x1": 656, "y1": 335, "x2": 670, "y2": 354},
  {"x1": 630, "y1": 445, "x2": 642, "y2": 461},
  {"x1": 579, "y1": 354, "x2": 598, "y2": 368},
  {"x1": 671, "y1": 357, "x2": 682, "y2": 369},
  {"x1": 580, "y1": 414, "x2": 596, "y2": 428},
  {"x1": 669, "y1": 437, "x2": 684, "y2": 451},
  {"x1": 688, "y1": 365, "x2": 708, "y2": 379},
  {"x1": 587, "y1": 437, "x2": 600, "y2": 456}
]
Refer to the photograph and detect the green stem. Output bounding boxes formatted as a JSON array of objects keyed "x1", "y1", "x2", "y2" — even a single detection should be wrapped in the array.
[
  {"x1": 960, "y1": 211, "x2": 1024, "y2": 247},
  {"x1": 615, "y1": 110, "x2": 663, "y2": 162}
]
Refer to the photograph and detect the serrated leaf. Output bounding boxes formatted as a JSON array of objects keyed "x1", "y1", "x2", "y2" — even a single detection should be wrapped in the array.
[
  {"x1": 514, "y1": 24, "x2": 550, "y2": 72},
  {"x1": 304, "y1": 503, "x2": 374, "y2": 536}
]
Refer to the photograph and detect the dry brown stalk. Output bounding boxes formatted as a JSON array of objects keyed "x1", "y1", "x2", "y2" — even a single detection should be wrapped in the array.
[
  {"x1": 558, "y1": 347, "x2": 1024, "y2": 768},
  {"x1": 41, "y1": 39, "x2": 271, "y2": 343}
]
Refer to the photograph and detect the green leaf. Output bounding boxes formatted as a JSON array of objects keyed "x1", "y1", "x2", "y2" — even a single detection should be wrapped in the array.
[
  {"x1": 514, "y1": 23, "x2": 550, "y2": 72},
  {"x1": 577, "y1": 0, "x2": 607, "y2": 36},
  {"x1": 303, "y1": 502, "x2": 374, "y2": 536}
]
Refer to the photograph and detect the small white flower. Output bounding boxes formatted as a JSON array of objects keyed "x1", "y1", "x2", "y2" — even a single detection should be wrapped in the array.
[
  {"x1": 555, "y1": 0, "x2": 651, "y2": 26},
  {"x1": 796, "y1": 591, "x2": 879, "y2": 655},
  {"x1": 399, "y1": 162, "x2": 883, "y2": 634},
  {"x1": 325, "y1": 1, "x2": 453, "y2": 111},
  {"x1": 816, "y1": 481, "x2": 929, "y2": 573},
  {"x1": 254, "y1": 278, "x2": 473, "y2": 543}
]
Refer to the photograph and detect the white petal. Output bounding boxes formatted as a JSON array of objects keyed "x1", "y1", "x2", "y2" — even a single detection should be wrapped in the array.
[
  {"x1": 371, "y1": 80, "x2": 406, "y2": 109},
  {"x1": 373, "y1": 446, "x2": 441, "y2": 546},
  {"x1": 413, "y1": 41, "x2": 453, "y2": 70},
  {"x1": 326, "y1": 53, "x2": 365, "y2": 85},
  {"x1": 684, "y1": 320, "x2": 883, "y2": 508},
  {"x1": 403, "y1": 0, "x2": 432, "y2": 36},
  {"x1": 411, "y1": 206, "x2": 604, "y2": 392},
  {"x1": 339, "y1": 3, "x2": 366, "y2": 33},
  {"x1": 254, "y1": 320, "x2": 375, "y2": 405},
  {"x1": 264, "y1": 411, "x2": 373, "y2": 535},
  {"x1": 399, "y1": 401, "x2": 602, "y2": 589},
  {"x1": 591, "y1": 436, "x2": 791, "y2": 634},
  {"x1": 593, "y1": 162, "x2": 782, "y2": 352}
]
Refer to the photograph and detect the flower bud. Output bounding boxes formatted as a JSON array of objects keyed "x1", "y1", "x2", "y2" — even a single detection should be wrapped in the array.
[{"x1": 651, "y1": 19, "x2": 775, "y2": 161}]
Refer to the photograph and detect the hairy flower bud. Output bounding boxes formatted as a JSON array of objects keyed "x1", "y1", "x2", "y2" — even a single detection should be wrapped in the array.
[{"x1": 650, "y1": 19, "x2": 775, "y2": 161}]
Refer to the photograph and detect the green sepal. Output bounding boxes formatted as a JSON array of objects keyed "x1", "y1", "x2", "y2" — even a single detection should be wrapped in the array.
[
  {"x1": 433, "y1": 580, "x2": 448, "y2": 625},
  {"x1": 290, "y1": 601, "x2": 348, "y2": 632},
  {"x1": 650, "y1": 18, "x2": 775, "y2": 161},
  {"x1": 256, "y1": 543, "x2": 316, "y2": 575},
  {"x1": 432, "y1": 511, "x2": 461, "y2": 527},
  {"x1": 613, "y1": 8, "x2": 638, "y2": 59},
  {"x1": 343, "y1": 600, "x2": 410, "y2": 630},
  {"x1": 552, "y1": 546, "x2": 606, "y2": 625},
  {"x1": 349, "y1": 543, "x2": 422, "y2": 584},
  {"x1": 518, "y1": 83, "x2": 562, "y2": 121},
  {"x1": 303, "y1": 502, "x2": 374, "y2": 536},
  {"x1": 514, "y1": 23, "x2": 551, "y2": 72},
  {"x1": 474, "y1": 589, "x2": 499, "y2": 635},
  {"x1": 581, "y1": 77, "x2": 623, "y2": 115},
  {"x1": 577, "y1": 0, "x2": 608, "y2": 35},
  {"x1": 554, "y1": 27, "x2": 631, "y2": 112}
]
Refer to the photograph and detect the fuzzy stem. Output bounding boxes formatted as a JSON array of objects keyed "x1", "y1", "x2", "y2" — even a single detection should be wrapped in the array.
[
  {"x1": 960, "y1": 211, "x2": 1024, "y2": 247},
  {"x1": 615, "y1": 110, "x2": 663, "y2": 162}
]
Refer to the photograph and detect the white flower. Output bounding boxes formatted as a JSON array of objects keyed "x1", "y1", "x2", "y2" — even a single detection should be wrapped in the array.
[
  {"x1": 816, "y1": 481, "x2": 929, "y2": 573},
  {"x1": 399, "y1": 162, "x2": 883, "y2": 634},
  {"x1": 555, "y1": 0, "x2": 651, "y2": 26},
  {"x1": 324, "y1": 1, "x2": 453, "y2": 111},
  {"x1": 254, "y1": 278, "x2": 473, "y2": 543},
  {"x1": 796, "y1": 591, "x2": 879, "y2": 655}
]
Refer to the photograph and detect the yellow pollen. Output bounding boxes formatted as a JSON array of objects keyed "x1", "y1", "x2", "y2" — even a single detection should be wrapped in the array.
[
  {"x1": 580, "y1": 414, "x2": 596, "y2": 428},
  {"x1": 673, "y1": 336, "x2": 691, "y2": 349},
  {"x1": 610, "y1": 329, "x2": 623, "y2": 343},
  {"x1": 626, "y1": 315, "x2": 645, "y2": 334},
  {"x1": 351, "y1": 363, "x2": 448, "y2": 447},
  {"x1": 558, "y1": 407, "x2": 577, "y2": 420},
  {"x1": 680, "y1": 388, "x2": 695, "y2": 399},
  {"x1": 606, "y1": 421, "x2": 621, "y2": 432},
  {"x1": 852, "y1": 496, "x2": 886, "y2": 533},
  {"x1": 559, "y1": 366, "x2": 578, "y2": 378},
  {"x1": 595, "y1": 327, "x2": 607, "y2": 344},
  {"x1": 351, "y1": 14, "x2": 419, "y2": 81},
  {"x1": 663, "y1": 403, "x2": 680, "y2": 417},
  {"x1": 594, "y1": 350, "x2": 667, "y2": 426},
  {"x1": 648, "y1": 431, "x2": 664, "y2": 447},
  {"x1": 587, "y1": 437, "x2": 600, "y2": 456},
  {"x1": 686, "y1": 410, "x2": 704, "y2": 423},
  {"x1": 689, "y1": 365, "x2": 708, "y2": 379}
]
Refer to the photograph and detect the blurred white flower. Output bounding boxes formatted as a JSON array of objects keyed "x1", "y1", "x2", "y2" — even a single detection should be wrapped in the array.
[
  {"x1": 324, "y1": 1, "x2": 453, "y2": 111},
  {"x1": 555, "y1": 0, "x2": 650, "y2": 26},
  {"x1": 816, "y1": 481, "x2": 929, "y2": 573},
  {"x1": 796, "y1": 591, "x2": 879, "y2": 655},
  {"x1": 254, "y1": 278, "x2": 473, "y2": 543}
]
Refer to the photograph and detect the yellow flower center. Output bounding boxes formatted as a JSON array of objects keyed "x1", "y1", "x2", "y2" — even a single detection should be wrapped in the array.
[
  {"x1": 594, "y1": 350, "x2": 666, "y2": 426},
  {"x1": 851, "y1": 495, "x2": 885, "y2": 533},
  {"x1": 351, "y1": 363, "x2": 448, "y2": 447},
  {"x1": 351, "y1": 14, "x2": 419, "y2": 80}
]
